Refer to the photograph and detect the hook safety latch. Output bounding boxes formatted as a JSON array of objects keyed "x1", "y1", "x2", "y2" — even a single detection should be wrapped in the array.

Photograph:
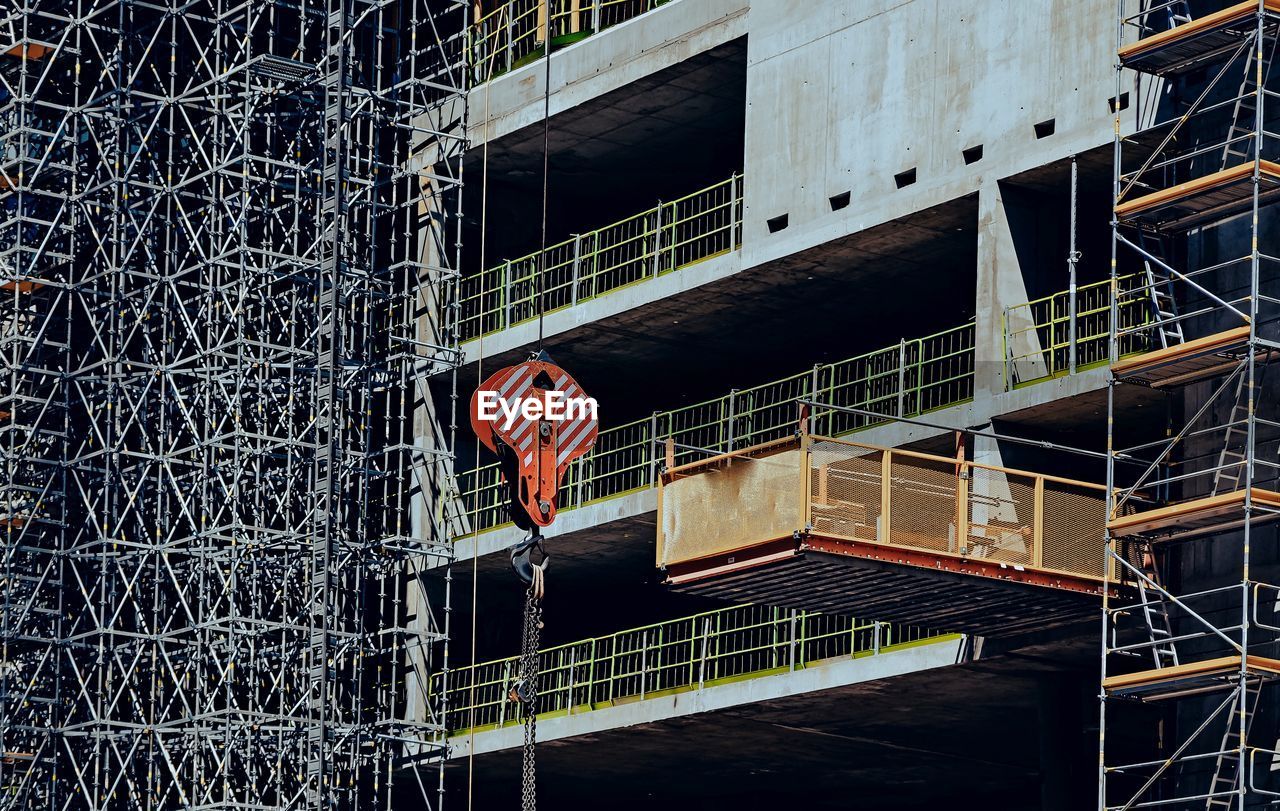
[{"x1": 511, "y1": 533, "x2": 550, "y2": 592}]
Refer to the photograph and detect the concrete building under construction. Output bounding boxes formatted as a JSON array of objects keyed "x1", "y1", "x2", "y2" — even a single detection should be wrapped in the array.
[{"x1": 3, "y1": 0, "x2": 1279, "y2": 809}]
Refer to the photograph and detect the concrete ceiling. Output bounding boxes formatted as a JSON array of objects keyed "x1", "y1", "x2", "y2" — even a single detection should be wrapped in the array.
[{"x1": 462, "y1": 37, "x2": 748, "y2": 267}]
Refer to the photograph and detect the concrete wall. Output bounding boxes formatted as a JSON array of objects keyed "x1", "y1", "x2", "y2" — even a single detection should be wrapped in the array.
[{"x1": 740, "y1": 0, "x2": 1119, "y2": 261}]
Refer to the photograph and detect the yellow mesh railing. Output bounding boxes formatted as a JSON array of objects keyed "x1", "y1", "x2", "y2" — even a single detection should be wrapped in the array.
[
  {"x1": 433, "y1": 602, "x2": 955, "y2": 735},
  {"x1": 1003, "y1": 275, "x2": 1152, "y2": 387},
  {"x1": 470, "y1": 0, "x2": 673, "y2": 82},
  {"x1": 456, "y1": 321, "x2": 974, "y2": 538},
  {"x1": 658, "y1": 435, "x2": 1112, "y2": 582},
  {"x1": 808, "y1": 437, "x2": 1110, "y2": 579},
  {"x1": 458, "y1": 174, "x2": 742, "y2": 341}
]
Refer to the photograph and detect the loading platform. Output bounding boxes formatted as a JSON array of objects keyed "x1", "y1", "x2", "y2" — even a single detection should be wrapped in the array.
[
  {"x1": 658, "y1": 436, "x2": 1126, "y2": 637},
  {"x1": 1104, "y1": 655, "x2": 1280, "y2": 701},
  {"x1": 1108, "y1": 488, "x2": 1280, "y2": 541},
  {"x1": 1114, "y1": 162, "x2": 1280, "y2": 231},
  {"x1": 1119, "y1": 0, "x2": 1280, "y2": 76},
  {"x1": 1110, "y1": 326, "x2": 1261, "y2": 387}
]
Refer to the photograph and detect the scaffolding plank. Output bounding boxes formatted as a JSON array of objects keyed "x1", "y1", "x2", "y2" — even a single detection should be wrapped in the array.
[
  {"x1": 1119, "y1": 0, "x2": 1280, "y2": 76},
  {"x1": 1103, "y1": 655, "x2": 1280, "y2": 699},
  {"x1": 1114, "y1": 161, "x2": 1280, "y2": 230},
  {"x1": 1111, "y1": 326, "x2": 1252, "y2": 387},
  {"x1": 1108, "y1": 488, "x2": 1280, "y2": 538},
  {"x1": 2, "y1": 42, "x2": 53, "y2": 61}
]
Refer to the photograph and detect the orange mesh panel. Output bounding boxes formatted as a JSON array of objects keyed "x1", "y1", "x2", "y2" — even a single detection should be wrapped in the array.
[
  {"x1": 888, "y1": 455, "x2": 958, "y2": 554},
  {"x1": 658, "y1": 449, "x2": 801, "y2": 567},
  {"x1": 1043, "y1": 483, "x2": 1108, "y2": 578},
  {"x1": 966, "y1": 466, "x2": 1034, "y2": 567},
  {"x1": 809, "y1": 441, "x2": 882, "y2": 541}
]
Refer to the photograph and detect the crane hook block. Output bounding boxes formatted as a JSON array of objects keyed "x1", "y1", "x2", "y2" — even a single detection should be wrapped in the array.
[{"x1": 469, "y1": 354, "x2": 599, "y2": 530}]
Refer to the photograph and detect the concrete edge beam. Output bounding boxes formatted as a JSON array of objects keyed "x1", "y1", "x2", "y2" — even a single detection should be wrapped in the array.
[{"x1": 447, "y1": 634, "x2": 965, "y2": 757}]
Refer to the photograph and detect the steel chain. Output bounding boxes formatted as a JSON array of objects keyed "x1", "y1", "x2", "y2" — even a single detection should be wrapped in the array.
[{"x1": 518, "y1": 585, "x2": 542, "y2": 811}]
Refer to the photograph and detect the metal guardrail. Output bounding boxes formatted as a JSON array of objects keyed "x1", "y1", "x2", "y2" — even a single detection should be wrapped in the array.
[
  {"x1": 455, "y1": 272, "x2": 1147, "y2": 538},
  {"x1": 804, "y1": 436, "x2": 1113, "y2": 580},
  {"x1": 455, "y1": 321, "x2": 976, "y2": 534},
  {"x1": 1003, "y1": 275, "x2": 1152, "y2": 388},
  {"x1": 458, "y1": 174, "x2": 743, "y2": 341},
  {"x1": 470, "y1": 0, "x2": 672, "y2": 82},
  {"x1": 435, "y1": 603, "x2": 955, "y2": 734}
]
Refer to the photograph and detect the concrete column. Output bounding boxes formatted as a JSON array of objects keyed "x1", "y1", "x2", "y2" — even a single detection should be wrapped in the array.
[
  {"x1": 976, "y1": 181, "x2": 1045, "y2": 400},
  {"x1": 968, "y1": 430, "x2": 1022, "y2": 561}
]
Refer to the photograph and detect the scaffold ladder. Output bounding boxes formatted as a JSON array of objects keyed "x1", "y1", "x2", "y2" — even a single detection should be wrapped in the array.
[
  {"x1": 1220, "y1": 36, "x2": 1276, "y2": 171},
  {"x1": 1144, "y1": 0, "x2": 1191, "y2": 35},
  {"x1": 1140, "y1": 243, "x2": 1186, "y2": 350},
  {"x1": 1168, "y1": 0, "x2": 1192, "y2": 27},
  {"x1": 1211, "y1": 366, "x2": 1263, "y2": 496},
  {"x1": 1206, "y1": 679, "x2": 1263, "y2": 809},
  {"x1": 1138, "y1": 542, "x2": 1180, "y2": 669}
]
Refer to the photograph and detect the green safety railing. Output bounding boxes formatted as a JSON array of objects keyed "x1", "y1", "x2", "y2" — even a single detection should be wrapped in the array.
[
  {"x1": 455, "y1": 320, "x2": 976, "y2": 534},
  {"x1": 1002, "y1": 275, "x2": 1152, "y2": 388},
  {"x1": 471, "y1": 0, "x2": 674, "y2": 82},
  {"x1": 458, "y1": 174, "x2": 743, "y2": 341},
  {"x1": 435, "y1": 603, "x2": 957, "y2": 735},
  {"x1": 454, "y1": 276, "x2": 1148, "y2": 537}
]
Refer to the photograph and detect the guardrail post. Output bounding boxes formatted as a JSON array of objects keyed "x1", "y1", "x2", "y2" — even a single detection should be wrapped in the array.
[
  {"x1": 607, "y1": 635, "x2": 616, "y2": 705},
  {"x1": 697, "y1": 616, "x2": 708, "y2": 688},
  {"x1": 881, "y1": 450, "x2": 893, "y2": 543},
  {"x1": 502, "y1": 260, "x2": 512, "y2": 330},
  {"x1": 588, "y1": 638, "x2": 596, "y2": 709},
  {"x1": 566, "y1": 646, "x2": 576, "y2": 715},
  {"x1": 725, "y1": 390, "x2": 737, "y2": 452},
  {"x1": 640, "y1": 629, "x2": 649, "y2": 700},
  {"x1": 896, "y1": 338, "x2": 907, "y2": 416},
  {"x1": 788, "y1": 609, "x2": 798, "y2": 672},
  {"x1": 592, "y1": 0, "x2": 601, "y2": 32},
  {"x1": 648, "y1": 411, "x2": 659, "y2": 485},
  {"x1": 1003, "y1": 305, "x2": 1016, "y2": 389},
  {"x1": 730, "y1": 171, "x2": 741, "y2": 247},
  {"x1": 914, "y1": 338, "x2": 926, "y2": 414},
  {"x1": 669, "y1": 200, "x2": 678, "y2": 270},
  {"x1": 652, "y1": 205, "x2": 663, "y2": 278},
  {"x1": 589, "y1": 229, "x2": 600, "y2": 300},
  {"x1": 956, "y1": 443, "x2": 969, "y2": 554},
  {"x1": 873, "y1": 621, "x2": 883, "y2": 654},
  {"x1": 1068, "y1": 155, "x2": 1079, "y2": 374},
  {"x1": 498, "y1": 660, "x2": 510, "y2": 727},
  {"x1": 1033, "y1": 476, "x2": 1045, "y2": 568},
  {"x1": 807, "y1": 363, "x2": 821, "y2": 433},
  {"x1": 571, "y1": 233, "x2": 581, "y2": 306},
  {"x1": 504, "y1": 7, "x2": 513, "y2": 73}
]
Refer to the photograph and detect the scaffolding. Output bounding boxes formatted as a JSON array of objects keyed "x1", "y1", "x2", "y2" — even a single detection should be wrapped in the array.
[
  {"x1": 1102, "y1": 1, "x2": 1280, "y2": 807},
  {"x1": 0, "y1": 0, "x2": 466, "y2": 807}
]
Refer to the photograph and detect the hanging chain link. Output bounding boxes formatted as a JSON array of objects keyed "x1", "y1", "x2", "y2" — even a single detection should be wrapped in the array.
[{"x1": 516, "y1": 580, "x2": 543, "y2": 811}]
